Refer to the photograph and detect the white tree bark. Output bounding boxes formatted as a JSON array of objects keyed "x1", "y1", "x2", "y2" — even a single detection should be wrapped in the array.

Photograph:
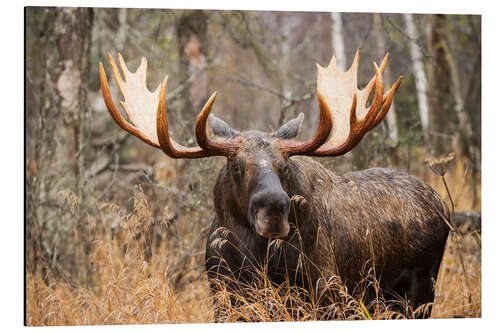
[
  {"x1": 330, "y1": 12, "x2": 346, "y2": 71},
  {"x1": 373, "y1": 13, "x2": 398, "y2": 141},
  {"x1": 403, "y1": 13, "x2": 429, "y2": 139}
]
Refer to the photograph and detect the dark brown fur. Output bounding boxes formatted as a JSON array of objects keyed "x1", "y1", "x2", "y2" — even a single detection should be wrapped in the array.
[{"x1": 204, "y1": 133, "x2": 450, "y2": 320}]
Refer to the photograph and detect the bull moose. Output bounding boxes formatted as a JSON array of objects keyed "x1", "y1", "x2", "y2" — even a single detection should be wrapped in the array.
[{"x1": 99, "y1": 50, "x2": 450, "y2": 320}]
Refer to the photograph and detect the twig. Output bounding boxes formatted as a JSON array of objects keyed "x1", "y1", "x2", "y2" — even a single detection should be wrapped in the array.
[
  {"x1": 231, "y1": 76, "x2": 316, "y2": 127},
  {"x1": 442, "y1": 176, "x2": 455, "y2": 223},
  {"x1": 384, "y1": 14, "x2": 432, "y2": 63},
  {"x1": 109, "y1": 163, "x2": 153, "y2": 174},
  {"x1": 97, "y1": 152, "x2": 120, "y2": 201},
  {"x1": 233, "y1": 77, "x2": 314, "y2": 103},
  {"x1": 41, "y1": 248, "x2": 77, "y2": 289},
  {"x1": 166, "y1": 62, "x2": 215, "y2": 101},
  {"x1": 440, "y1": 173, "x2": 473, "y2": 304},
  {"x1": 233, "y1": 77, "x2": 288, "y2": 99}
]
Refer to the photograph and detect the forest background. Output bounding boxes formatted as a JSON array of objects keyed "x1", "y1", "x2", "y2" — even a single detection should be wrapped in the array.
[{"x1": 16, "y1": 1, "x2": 494, "y2": 329}]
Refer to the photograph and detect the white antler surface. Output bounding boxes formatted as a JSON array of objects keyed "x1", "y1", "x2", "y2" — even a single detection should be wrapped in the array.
[
  {"x1": 314, "y1": 49, "x2": 401, "y2": 156},
  {"x1": 108, "y1": 53, "x2": 165, "y2": 146}
]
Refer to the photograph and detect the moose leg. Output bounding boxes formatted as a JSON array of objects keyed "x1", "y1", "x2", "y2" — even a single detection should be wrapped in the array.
[
  {"x1": 205, "y1": 254, "x2": 243, "y2": 322},
  {"x1": 207, "y1": 269, "x2": 261, "y2": 322},
  {"x1": 207, "y1": 275, "x2": 242, "y2": 323},
  {"x1": 205, "y1": 241, "x2": 255, "y2": 321},
  {"x1": 407, "y1": 241, "x2": 447, "y2": 319},
  {"x1": 384, "y1": 263, "x2": 439, "y2": 319},
  {"x1": 405, "y1": 271, "x2": 436, "y2": 319}
]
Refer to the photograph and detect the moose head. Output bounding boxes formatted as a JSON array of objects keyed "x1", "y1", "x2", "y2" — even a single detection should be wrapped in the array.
[{"x1": 99, "y1": 50, "x2": 402, "y2": 239}]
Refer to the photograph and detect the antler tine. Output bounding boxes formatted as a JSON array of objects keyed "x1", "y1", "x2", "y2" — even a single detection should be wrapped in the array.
[
  {"x1": 107, "y1": 53, "x2": 125, "y2": 94},
  {"x1": 194, "y1": 93, "x2": 241, "y2": 155},
  {"x1": 368, "y1": 75, "x2": 404, "y2": 131},
  {"x1": 156, "y1": 79, "x2": 217, "y2": 158},
  {"x1": 361, "y1": 52, "x2": 389, "y2": 102},
  {"x1": 363, "y1": 62, "x2": 385, "y2": 129},
  {"x1": 310, "y1": 50, "x2": 401, "y2": 157},
  {"x1": 347, "y1": 48, "x2": 360, "y2": 74}
]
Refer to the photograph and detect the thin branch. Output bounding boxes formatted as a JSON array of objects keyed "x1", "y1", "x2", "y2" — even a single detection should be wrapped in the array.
[
  {"x1": 440, "y1": 173, "x2": 473, "y2": 304},
  {"x1": 166, "y1": 62, "x2": 215, "y2": 101},
  {"x1": 231, "y1": 77, "x2": 315, "y2": 104}
]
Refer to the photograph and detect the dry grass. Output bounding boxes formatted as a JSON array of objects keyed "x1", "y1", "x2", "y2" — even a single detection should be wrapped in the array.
[
  {"x1": 432, "y1": 230, "x2": 482, "y2": 318},
  {"x1": 424, "y1": 155, "x2": 481, "y2": 212},
  {"x1": 26, "y1": 180, "x2": 481, "y2": 326},
  {"x1": 26, "y1": 188, "x2": 213, "y2": 325}
]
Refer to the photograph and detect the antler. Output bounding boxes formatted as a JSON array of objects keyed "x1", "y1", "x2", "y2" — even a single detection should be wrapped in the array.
[
  {"x1": 310, "y1": 49, "x2": 403, "y2": 156},
  {"x1": 99, "y1": 53, "x2": 241, "y2": 158},
  {"x1": 279, "y1": 92, "x2": 334, "y2": 156}
]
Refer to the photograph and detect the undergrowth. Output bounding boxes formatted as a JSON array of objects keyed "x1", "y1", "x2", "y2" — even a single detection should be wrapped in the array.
[{"x1": 26, "y1": 180, "x2": 481, "y2": 325}]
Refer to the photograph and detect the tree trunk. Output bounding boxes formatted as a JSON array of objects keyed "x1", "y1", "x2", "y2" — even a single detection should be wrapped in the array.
[
  {"x1": 174, "y1": 10, "x2": 209, "y2": 142},
  {"x1": 330, "y1": 12, "x2": 346, "y2": 71},
  {"x1": 115, "y1": 8, "x2": 128, "y2": 51},
  {"x1": 439, "y1": 28, "x2": 475, "y2": 162},
  {"x1": 403, "y1": 13, "x2": 430, "y2": 143},
  {"x1": 425, "y1": 14, "x2": 454, "y2": 155},
  {"x1": 276, "y1": 12, "x2": 302, "y2": 127},
  {"x1": 373, "y1": 13, "x2": 398, "y2": 142},
  {"x1": 25, "y1": 7, "x2": 93, "y2": 282}
]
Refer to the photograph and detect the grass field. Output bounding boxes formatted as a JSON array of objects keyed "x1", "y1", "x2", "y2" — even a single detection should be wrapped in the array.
[{"x1": 25, "y1": 165, "x2": 481, "y2": 325}]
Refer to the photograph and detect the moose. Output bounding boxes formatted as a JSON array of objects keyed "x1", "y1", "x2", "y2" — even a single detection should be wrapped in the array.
[{"x1": 99, "y1": 50, "x2": 450, "y2": 320}]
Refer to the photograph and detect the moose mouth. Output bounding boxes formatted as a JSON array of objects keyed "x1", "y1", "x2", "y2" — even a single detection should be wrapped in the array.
[{"x1": 254, "y1": 209, "x2": 290, "y2": 239}]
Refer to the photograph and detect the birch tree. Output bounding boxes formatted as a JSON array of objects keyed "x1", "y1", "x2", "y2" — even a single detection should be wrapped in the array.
[
  {"x1": 330, "y1": 12, "x2": 346, "y2": 71},
  {"x1": 403, "y1": 13, "x2": 430, "y2": 141}
]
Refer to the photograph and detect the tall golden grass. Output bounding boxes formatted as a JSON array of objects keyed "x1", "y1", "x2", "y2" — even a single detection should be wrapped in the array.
[{"x1": 26, "y1": 156, "x2": 481, "y2": 325}]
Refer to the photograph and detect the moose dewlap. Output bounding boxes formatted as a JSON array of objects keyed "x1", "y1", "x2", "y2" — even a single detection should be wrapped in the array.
[{"x1": 99, "y1": 50, "x2": 449, "y2": 321}]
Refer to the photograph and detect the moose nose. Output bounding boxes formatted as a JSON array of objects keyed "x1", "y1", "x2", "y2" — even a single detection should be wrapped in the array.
[
  {"x1": 249, "y1": 190, "x2": 291, "y2": 239},
  {"x1": 250, "y1": 190, "x2": 290, "y2": 216}
]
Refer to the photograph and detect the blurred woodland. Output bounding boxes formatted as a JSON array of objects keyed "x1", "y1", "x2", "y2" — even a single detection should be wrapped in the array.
[{"x1": 25, "y1": 7, "x2": 481, "y2": 324}]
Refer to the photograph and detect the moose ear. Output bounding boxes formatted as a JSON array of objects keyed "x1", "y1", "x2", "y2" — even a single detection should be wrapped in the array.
[
  {"x1": 209, "y1": 114, "x2": 239, "y2": 138},
  {"x1": 273, "y1": 113, "x2": 305, "y2": 140}
]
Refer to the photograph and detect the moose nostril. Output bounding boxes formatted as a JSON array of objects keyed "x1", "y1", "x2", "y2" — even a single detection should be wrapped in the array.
[
  {"x1": 250, "y1": 191, "x2": 290, "y2": 215},
  {"x1": 277, "y1": 193, "x2": 291, "y2": 212}
]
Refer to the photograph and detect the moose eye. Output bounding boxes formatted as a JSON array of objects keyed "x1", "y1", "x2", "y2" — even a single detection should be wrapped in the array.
[{"x1": 230, "y1": 158, "x2": 245, "y2": 177}]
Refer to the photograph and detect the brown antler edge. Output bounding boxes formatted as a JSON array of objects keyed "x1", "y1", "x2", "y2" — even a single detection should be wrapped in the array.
[{"x1": 100, "y1": 53, "x2": 241, "y2": 159}]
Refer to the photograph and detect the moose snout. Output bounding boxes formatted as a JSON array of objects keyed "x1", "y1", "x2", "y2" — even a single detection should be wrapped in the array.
[{"x1": 249, "y1": 190, "x2": 291, "y2": 239}]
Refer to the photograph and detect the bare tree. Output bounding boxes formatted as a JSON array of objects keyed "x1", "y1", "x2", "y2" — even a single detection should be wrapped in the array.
[
  {"x1": 403, "y1": 13, "x2": 430, "y2": 141},
  {"x1": 26, "y1": 7, "x2": 93, "y2": 282},
  {"x1": 425, "y1": 14, "x2": 455, "y2": 155},
  {"x1": 175, "y1": 9, "x2": 209, "y2": 139},
  {"x1": 330, "y1": 12, "x2": 346, "y2": 71},
  {"x1": 438, "y1": 22, "x2": 474, "y2": 159},
  {"x1": 115, "y1": 8, "x2": 128, "y2": 50},
  {"x1": 373, "y1": 13, "x2": 398, "y2": 141}
]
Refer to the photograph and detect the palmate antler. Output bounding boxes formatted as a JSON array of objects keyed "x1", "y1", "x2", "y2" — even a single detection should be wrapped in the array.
[
  {"x1": 99, "y1": 53, "x2": 333, "y2": 158},
  {"x1": 99, "y1": 51, "x2": 401, "y2": 159},
  {"x1": 99, "y1": 53, "x2": 241, "y2": 158},
  {"x1": 311, "y1": 49, "x2": 403, "y2": 156}
]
